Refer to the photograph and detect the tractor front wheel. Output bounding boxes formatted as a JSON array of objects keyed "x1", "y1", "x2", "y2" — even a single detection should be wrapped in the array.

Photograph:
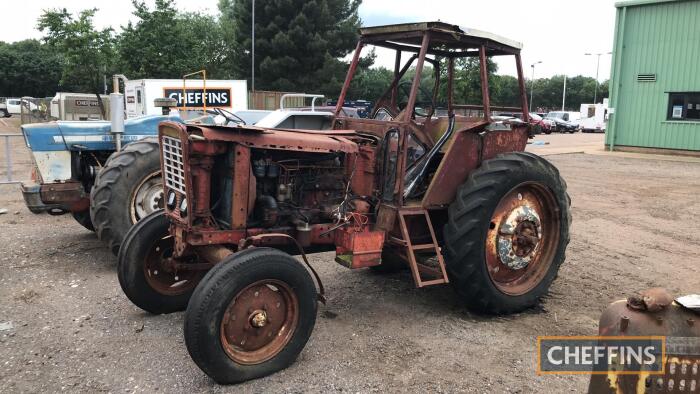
[
  {"x1": 118, "y1": 210, "x2": 203, "y2": 314},
  {"x1": 184, "y1": 247, "x2": 317, "y2": 384},
  {"x1": 443, "y1": 152, "x2": 571, "y2": 314}
]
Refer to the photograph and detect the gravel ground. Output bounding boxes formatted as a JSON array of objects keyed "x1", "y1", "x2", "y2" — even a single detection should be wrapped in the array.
[{"x1": 1, "y1": 123, "x2": 699, "y2": 392}]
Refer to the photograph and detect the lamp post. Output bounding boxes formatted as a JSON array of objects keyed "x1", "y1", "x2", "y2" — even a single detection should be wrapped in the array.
[
  {"x1": 584, "y1": 52, "x2": 612, "y2": 103},
  {"x1": 251, "y1": 0, "x2": 255, "y2": 92},
  {"x1": 529, "y1": 61, "x2": 542, "y2": 112},
  {"x1": 562, "y1": 75, "x2": 567, "y2": 111}
]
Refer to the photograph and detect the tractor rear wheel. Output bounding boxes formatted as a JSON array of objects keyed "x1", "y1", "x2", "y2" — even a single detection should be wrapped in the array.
[
  {"x1": 118, "y1": 210, "x2": 203, "y2": 314},
  {"x1": 184, "y1": 248, "x2": 317, "y2": 384},
  {"x1": 90, "y1": 138, "x2": 162, "y2": 255},
  {"x1": 443, "y1": 152, "x2": 571, "y2": 314}
]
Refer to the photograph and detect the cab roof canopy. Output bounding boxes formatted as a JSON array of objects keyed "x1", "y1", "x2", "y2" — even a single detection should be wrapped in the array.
[{"x1": 358, "y1": 21, "x2": 523, "y2": 57}]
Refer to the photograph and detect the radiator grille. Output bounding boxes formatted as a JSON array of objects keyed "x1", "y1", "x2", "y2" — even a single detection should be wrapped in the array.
[{"x1": 162, "y1": 136, "x2": 186, "y2": 194}]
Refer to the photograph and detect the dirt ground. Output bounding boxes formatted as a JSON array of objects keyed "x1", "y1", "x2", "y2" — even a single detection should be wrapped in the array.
[{"x1": 1, "y1": 120, "x2": 699, "y2": 393}]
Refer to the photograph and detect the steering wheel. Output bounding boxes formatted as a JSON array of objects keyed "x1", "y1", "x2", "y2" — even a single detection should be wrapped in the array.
[
  {"x1": 397, "y1": 81, "x2": 436, "y2": 118},
  {"x1": 207, "y1": 108, "x2": 246, "y2": 125}
]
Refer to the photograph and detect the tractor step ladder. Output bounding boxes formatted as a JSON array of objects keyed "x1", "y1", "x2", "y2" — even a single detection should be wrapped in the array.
[{"x1": 393, "y1": 208, "x2": 449, "y2": 288}]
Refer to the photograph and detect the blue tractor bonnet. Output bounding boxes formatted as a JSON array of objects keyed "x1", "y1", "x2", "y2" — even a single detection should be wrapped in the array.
[{"x1": 21, "y1": 114, "x2": 183, "y2": 152}]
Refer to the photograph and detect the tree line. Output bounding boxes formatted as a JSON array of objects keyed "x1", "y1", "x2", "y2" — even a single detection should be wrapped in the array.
[{"x1": 0, "y1": 0, "x2": 608, "y2": 111}]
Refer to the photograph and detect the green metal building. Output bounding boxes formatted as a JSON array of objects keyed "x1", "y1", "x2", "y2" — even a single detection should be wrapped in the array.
[{"x1": 607, "y1": 0, "x2": 700, "y2": 155}]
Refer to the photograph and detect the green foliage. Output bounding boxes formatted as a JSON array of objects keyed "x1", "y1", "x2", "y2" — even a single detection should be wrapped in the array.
[
  {"x1": 117, "y1": 0, "x2": 231, "y2": 80},
  {"x1": 38, "y1": 8, "x2": 115, "y2": 93},
  {"x1": 530, "y1": 74, "x2": 608, "y2": 111},
  {"x1": 347, "y1": 66, "x2": 393, "y2": 101},
  {"x1": 340, "y1": 54, "x2": 606, "y2": 113},
  {"x1": 2, "y1": 0, "x2": 610, "y2": 110},
  {"x1": 491, "y1": 75, "x2": 521, "y2": 107},
  {"x1": 224, "y1": 0, "x2": 364, "y2": 94},
  {"x1": 0, "y1": 40, "x2": 62, "y2": 97}
]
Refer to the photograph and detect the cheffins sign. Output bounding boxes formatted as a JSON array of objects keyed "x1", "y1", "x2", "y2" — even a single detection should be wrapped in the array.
[{"x1": 164, "y1": 88, "x2": 232, "y2": 109}]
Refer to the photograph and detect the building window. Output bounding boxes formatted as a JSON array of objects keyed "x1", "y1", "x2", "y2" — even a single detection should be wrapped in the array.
[{"x1": 668, "y1": 92, "x2": 700, "y2": 121}]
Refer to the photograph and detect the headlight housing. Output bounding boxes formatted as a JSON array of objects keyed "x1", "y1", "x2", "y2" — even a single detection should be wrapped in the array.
[
  {"x1": 179, "y1": 197, "x2": 188, "y2": 217},
  {"x1": 166, "y1": 190, "x2": 177, "y2": 210}
]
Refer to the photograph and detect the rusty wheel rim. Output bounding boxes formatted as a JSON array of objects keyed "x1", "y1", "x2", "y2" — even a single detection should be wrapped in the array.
[
  {"x1": 220, "y1": 280, "x2": 299, "y2": 365},
  {"x1": 143, "y1": 236, "x2": 200, "y2": 296},
  {"x1": 485, "y1": 182, "x2": 560, "y2": 296}
]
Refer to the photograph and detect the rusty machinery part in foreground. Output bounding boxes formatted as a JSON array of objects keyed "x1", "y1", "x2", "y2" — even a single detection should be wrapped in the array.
[
  {"x1": 588, "y1": 288, "x2": 700, "y2": 394},
  {"x1": 117, "y1": 22, "x2": 571, "y2": 384}
]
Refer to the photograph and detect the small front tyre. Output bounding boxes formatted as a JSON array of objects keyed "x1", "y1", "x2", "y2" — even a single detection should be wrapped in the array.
[
  {"x1": 118, "y1": 210, "x2": 203, "y2": 314},
  {"x1": 184, "y1": 247, "x2": 318, "y2": 384}
]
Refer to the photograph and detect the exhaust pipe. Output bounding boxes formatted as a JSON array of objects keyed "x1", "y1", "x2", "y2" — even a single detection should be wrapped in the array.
[
  {"x1": 403, "y1": 115, "x2": 456, "y2": 199},
  {"x1": 110, "y1": 93, "x2": 125, "y2": 152}
]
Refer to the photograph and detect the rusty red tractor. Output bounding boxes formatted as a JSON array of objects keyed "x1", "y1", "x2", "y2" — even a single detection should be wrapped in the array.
[{"x1": 118, "y1": 22, "x2": 571, "y2": 383}]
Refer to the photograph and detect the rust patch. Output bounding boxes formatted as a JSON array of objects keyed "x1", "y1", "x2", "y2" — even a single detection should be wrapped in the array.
[{"x1": 628, "y1": 287, "x2": 674, "y2": 312}]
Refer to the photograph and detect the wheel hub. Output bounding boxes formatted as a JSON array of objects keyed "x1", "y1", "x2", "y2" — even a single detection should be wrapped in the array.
[
  {"x1": 249, "y1": 310, "x2": 268, "y2": 328},
  {"x1": 497, "y1": 204, "x2": 542, "y2": 270},
  {"x1": 220, "y1": 281, "x2": 298, "y2": 365},
  {"x1": 131, "y1": 174, "x2": 164, "y2": 223},
  {"x1": 143, "y1": 236, "x2": 201, "y2": 296}
]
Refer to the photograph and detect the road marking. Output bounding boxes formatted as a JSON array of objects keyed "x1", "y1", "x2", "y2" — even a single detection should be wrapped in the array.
[{"x1": 0, "y1": 118, "x2": 7, "y2": 127}]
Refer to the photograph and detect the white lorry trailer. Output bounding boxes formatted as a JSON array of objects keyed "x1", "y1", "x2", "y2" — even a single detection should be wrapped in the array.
[
  {"x1": 123, "y1": 79, "x2": 248, "y2": 119},
  {"x1": 50, "y1": 93, "x2": 110, "y2": 121},
  {"x1": 579, "y1": 98, "x2": 609, "y2": 133}
]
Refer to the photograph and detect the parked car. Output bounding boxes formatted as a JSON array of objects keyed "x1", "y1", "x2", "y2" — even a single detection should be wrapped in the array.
[
  {"x1": 326, "y1": 99, "x2": 372, "y2": 118},
  {"x1": 543, "y1": 111, "x2": 579, "y2": 133},
  {"x1": 6, "y1": 98, "x2": 38, "y2": 116},
  {"x1": 0, "y1": 98, "x2": 10, "y2": 117},
  {"x1": 496, "y1": 112, "x2": 548, "y2": 134}
]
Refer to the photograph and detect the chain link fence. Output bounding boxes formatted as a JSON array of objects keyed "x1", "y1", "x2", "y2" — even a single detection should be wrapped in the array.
[{"x1": 20, "y1": 97, "x2": 54, "y2": 125}]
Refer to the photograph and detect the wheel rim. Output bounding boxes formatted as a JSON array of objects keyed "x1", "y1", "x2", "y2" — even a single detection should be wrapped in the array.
[
  {"x1": 485, "y1": 182, "x2": 560, "y2": 296},
  {"x1": 130, "y1": 171, "x2": 164, "y2": 224},
  {"x1": 220, "y1": 280, "x2": 299, "y2": 365},
  {"x1": 143, "y1": 236, "x2": 200, "y2": 296}
]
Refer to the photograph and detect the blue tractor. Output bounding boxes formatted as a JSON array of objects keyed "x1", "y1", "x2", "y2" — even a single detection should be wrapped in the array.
[{"x1": 21, "y1": 113, "x2": 183, "y2": 254}]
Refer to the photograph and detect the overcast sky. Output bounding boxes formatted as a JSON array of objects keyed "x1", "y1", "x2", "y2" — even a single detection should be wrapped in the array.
[{"x1": 2, "y1": 0, "x2": 618, "y2": 81}]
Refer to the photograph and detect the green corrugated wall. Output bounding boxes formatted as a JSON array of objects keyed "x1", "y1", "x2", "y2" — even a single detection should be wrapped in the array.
[{"x1": 607, "y1": 0, "x2": 700, "y2": 151}]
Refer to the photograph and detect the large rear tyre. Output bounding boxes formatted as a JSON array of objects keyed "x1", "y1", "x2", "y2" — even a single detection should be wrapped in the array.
[
  {"x1": 184, "y1": 247, "x2": 318, "y2": 384},
  {"x1": 72, "y1": 210, "x2": 95, "y2": 232},
  {"x1": 443, "y1": 152, "x2": 571, "y2": 314},
  {"x1": 90, "y1": 138, "x2": 162, "y2": 255},
  {"x1": 118, "y1": 210, "x2": 202, "y2": 314}
]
